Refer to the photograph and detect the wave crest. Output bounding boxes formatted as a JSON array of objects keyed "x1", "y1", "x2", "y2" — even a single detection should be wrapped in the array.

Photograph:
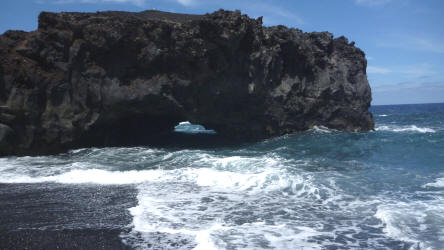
[
  {"x1": 375, "y1": 125, "x2": 436, "y2": 133},
  {"x1": 423, "y1": 177, "x2": 444, "y2": 188}
]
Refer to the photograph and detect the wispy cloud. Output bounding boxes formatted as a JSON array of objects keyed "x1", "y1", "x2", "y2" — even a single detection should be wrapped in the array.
[
  {"x1": 377, "y1": 35, "x2": 444, "y2": 54},
  {"x1": 415, "y1": 38, "x2": 444, "y2": 53},
  {"x1": 373, "y1": 80, "x2": 444, "y2": 92},
  {"x1": 367, "y1": 66, "x2": 391, "y2": 74},
  {"x1": 176, "y1": 0, "x2": 195, "y2": 7},
  {"x1": 355, "y1": 0, "x2": 391, "y2": 7},
  {"x1": 368, "y1": 63, "x2": 437, "y2": 78},
  {"x1": 43, "y1": 0, "x2": 148, "y2": 7},
  {"x1": 368, "y1": 62, "x2": 443, "y2": 103},
  {"x1": 371, "y1": 79, "x2": 444, "y2": 105},
  {"x1": 397, "y1": 64, "x2": 437, "y2": 79}
]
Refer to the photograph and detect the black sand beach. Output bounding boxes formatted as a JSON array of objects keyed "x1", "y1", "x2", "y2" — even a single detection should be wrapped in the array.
[{"x1": 0, "y1": 183, "x2": 137, "y2": 250}]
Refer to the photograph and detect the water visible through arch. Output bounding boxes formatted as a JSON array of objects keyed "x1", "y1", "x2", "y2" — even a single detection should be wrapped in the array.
[{"x1": 174, "y1": 121, "x2": 216, "y2": 134}]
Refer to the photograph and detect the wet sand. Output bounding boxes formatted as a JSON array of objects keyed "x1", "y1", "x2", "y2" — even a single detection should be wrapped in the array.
[{"x1": 0, "y1": 183, "x2": 137, "y2": 250}]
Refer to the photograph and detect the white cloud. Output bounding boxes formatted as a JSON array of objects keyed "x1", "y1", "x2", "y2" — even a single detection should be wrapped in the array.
[
  {"x1": 415, "y1": 38, "x2": 444, "y2": 53},
  {"x1": 367, "y1": 66, "x2": 391, "y2": 74},
  {"x1": 176, "y1": 0, "x2": 196, "y2": 6},
  {"x1": 104, "y1": 0, "x2": 146, "y2": 5},
  {"x1": 368, "y1": 63, "x2": 438, "y2": 78},
  {"x1": 377, "y1": 35, "x2": 444, "y2": 54},
  {"x1": 397, "y1": 63, "x2": 437, "y2": 78},
  {"x1": 355, "y1": 0, "x2": 391, "y2": 7},
  {"x1": 49, "y1": 0, "x2": 147, "y2": 7},
  {"x1": 371, "y1": 80, "x2": 444, "y2": 105}
]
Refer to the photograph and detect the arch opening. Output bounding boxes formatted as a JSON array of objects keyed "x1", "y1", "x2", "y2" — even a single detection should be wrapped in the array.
[{"x1": 174, "y1": 121, "x2": 217, "y2": 134}]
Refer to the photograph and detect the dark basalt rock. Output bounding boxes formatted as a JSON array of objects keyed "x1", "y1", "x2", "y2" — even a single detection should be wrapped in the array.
[{"x1": 0, "y1": 9, "x2": 373, "y2": 156}]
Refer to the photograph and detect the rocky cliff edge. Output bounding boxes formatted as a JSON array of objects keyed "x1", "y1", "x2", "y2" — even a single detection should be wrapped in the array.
[{"x1": 0, "y1": 10, "x2": 373, "y2": 156}]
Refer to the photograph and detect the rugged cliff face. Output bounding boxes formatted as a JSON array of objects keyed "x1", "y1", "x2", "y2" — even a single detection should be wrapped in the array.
[{"x1": 0, "y1": 10, "x2": 373, "y2": 156}]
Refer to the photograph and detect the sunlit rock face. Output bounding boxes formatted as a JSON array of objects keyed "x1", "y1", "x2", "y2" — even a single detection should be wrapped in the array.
[{"x1": 0, "y1": 9, "x2": 373, "y2": 156}]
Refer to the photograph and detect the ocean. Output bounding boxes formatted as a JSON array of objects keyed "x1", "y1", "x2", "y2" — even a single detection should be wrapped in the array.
[{"x1": 0, "y1": 103, "x2": 443, "y2": 250}]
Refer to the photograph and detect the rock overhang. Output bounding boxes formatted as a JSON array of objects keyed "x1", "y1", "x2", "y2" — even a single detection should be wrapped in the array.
[{"x1": 0, "y1": 9, "x2": 373, "y2": 156}]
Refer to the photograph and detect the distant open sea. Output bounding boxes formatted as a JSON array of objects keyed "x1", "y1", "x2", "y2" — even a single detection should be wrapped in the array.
[{"x1": 1, "y1": 103, "x2": 443, "y2": 250}]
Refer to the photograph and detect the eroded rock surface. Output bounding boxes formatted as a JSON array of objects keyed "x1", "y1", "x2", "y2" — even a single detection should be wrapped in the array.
[{"x1": 0, "y1": 10, "x2": 373, "y2": 156}]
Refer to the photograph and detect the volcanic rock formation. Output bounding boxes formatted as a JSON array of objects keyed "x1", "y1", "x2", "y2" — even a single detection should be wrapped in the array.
[{"x1": 0, "y1": 10, "x2": 373, "y2": 156}]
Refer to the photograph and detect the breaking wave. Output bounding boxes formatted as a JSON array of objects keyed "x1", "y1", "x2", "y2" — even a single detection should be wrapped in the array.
[
  {"x1": 423, "y1": 177, "x2": 444, "y2": 188},
  {"x1": 375, "y1": 198, "x2": 444, "y2": 250},
  {"x1": 375, "y1": 125, "x2": 436, "y2": 133}
]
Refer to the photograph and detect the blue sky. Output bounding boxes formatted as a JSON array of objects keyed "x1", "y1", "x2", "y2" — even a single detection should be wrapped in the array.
[{"x1": 1, "y1": 0, "x2": 443, "y2": 105}]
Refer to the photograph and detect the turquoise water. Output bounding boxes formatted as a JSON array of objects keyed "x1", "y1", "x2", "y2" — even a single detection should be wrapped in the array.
[{"x1": 0, "y1": 103, "x2": 443, "y2": 249}]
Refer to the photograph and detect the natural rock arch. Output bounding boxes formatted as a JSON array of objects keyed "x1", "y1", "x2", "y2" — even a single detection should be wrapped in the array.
[{"x1": 0, "y1": 10, "x2": 373, "y2": 156}]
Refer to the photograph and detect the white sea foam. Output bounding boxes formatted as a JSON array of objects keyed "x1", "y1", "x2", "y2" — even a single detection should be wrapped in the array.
[
  {"x1": 378, "y1": 114, "x2": 389, "y2": 117},
  {"x1": 194, "y1": 153, "x2": 290, "y2": 173},
  {"x1": 0, "y1": 153, "x2": 319, "y2": 197},
  {"x1": 423, "y1": 177, "x2": 444, "y2": 188},
  {"x1": 311, "y1": 125, "x2": 334, "y2": 133},
  {"x1": 263, "y1": 225, "x2": 324, "y2": 249},
  {"x1": 2, "y1": 151, "x2": 336, "y2": 249},
  {"x1": 8, "y1": 146, "x2": 437, "y2": 249},
  {"x1": 375, "y1": 203, "x2": 422, "y2": 244},
  {"x1": 130, "y1": 202, "x2": 227, "y2": 250},
  {"x1": 0, "y1": 167, "x2": 318, "y2": 199},
  {"x1": 190, "y1": 168, "x2": 323, "y2": 197},
  {"x1": 375, "y1": 125, "x2": 436, "y2": 133},
  {"x1": 129, "y1": 180, "x2": 328, "y2": 250},
  {"x1": 0, "y1": 168, "x2": 171, "y2": 184},
  {"x1": 375, "y1": 199, "x2": 444, "y2": 250},
  {"x1": 115, "y1": 151, "x2": 336, "y2": 249}
]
